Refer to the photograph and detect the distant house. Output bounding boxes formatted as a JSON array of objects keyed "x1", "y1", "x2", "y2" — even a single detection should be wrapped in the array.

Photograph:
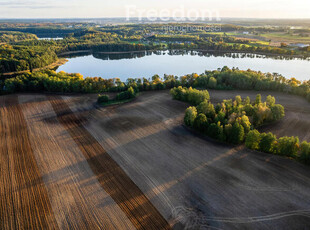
[{"x1": 243, "y1": 32, "x2": 249, "y2": 35}]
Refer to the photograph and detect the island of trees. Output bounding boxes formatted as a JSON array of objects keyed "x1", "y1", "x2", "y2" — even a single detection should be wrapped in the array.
[{"x1": 170, "y1": 87, "x2": 309, "y2": 164}]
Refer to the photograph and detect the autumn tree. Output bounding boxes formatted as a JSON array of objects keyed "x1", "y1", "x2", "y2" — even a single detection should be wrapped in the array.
[{"x1": 184, "y1": 107, "x2": 197, "y2": 127}]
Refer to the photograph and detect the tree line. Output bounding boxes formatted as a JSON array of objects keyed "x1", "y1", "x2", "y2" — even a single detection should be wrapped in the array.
[{"x1": 1, "y1": 67, "x2": 310, "y2": 106}]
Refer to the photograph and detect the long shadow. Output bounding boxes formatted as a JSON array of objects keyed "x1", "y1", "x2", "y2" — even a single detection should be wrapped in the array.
[{"x1": 48, "y1": 95, "x2": 171, "y2": 230}]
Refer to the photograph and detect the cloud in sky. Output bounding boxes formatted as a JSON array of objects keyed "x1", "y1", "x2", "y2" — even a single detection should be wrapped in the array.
[{"x1": 0, "y1": 0, "x2": 309, "y2": 18}]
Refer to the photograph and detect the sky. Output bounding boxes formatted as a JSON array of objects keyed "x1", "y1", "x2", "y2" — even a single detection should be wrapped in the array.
[{"x1": 0, "y1": 0, "x2": 309, "y2": 19}]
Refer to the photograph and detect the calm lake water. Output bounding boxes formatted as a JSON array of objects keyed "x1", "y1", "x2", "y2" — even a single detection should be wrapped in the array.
[{"x1": 57, "y1": 51, "x2": 310, "y2": 81}]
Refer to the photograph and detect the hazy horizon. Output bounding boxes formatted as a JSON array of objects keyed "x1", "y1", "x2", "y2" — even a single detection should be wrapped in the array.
[{"x1": 0, "y1": 0, "x2": 309, "y2": 19}]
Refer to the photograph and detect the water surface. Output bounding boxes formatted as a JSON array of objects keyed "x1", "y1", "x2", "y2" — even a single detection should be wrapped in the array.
[{"x1": 57, "y1": 51, "x2": 310, "y2": 81}]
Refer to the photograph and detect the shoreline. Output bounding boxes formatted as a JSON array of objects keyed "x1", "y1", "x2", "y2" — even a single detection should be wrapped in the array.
[
  {"x1": 58, "y1": 49, "x2": 309, "y2": 60},
  {"x1": 0, "y1": 58, "x2": 68, "y2": 77}
]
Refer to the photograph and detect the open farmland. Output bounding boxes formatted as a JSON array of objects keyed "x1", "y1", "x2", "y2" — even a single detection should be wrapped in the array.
[{"x1": 0, "y1": 90, "x2": 310, "y2": 229}]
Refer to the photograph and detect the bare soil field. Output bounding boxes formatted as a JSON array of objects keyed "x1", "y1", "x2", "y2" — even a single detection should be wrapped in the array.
[
  {"x1": 0, "y1": 89, "x2": 310, "y2": 229},
  {"x1": 0, "y1": 95, "x2": 58, "y2": 229}
]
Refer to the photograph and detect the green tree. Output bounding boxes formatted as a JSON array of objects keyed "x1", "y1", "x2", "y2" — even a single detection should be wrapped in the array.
[
  {"x1": 244, "y1": 96, "x2": 251, "y2": 105},
  {"x1": 266, "y1": 95, "x2": 276, "y2": 106},
  {"x1": 299, "y1": 141, "x2": 310, "y2": 164},
  {"x1": 194, "y1": 113, "x2": 208, "y2": 132},
  {"x1": 207, "y1": 122, "x2": 224, "y2": 141},
  {"x1": 229, "y1": 122, "x2": 245, "y2": 144},
  {"x1": 277, "y1": 136, "x2": 300, "y2": 157},
  {"x1": 235, "y1": 95, "x2": 242, "y2": 106},
  {"x1": 127, "y1": 86, "x2": 136, "y2": 98},
  {"x1": 270, "y1": 104, "x2": 285, "y2": 121},
  {"x1": 208, "y1": 77, "x2": 217, "y2": 89},
  {"x1": 184, "y1": 106, "x2": 197, "y2": 127},
  {"x1": 259, "y1": 132, "x2": 277, "y2": 153},
  {"x1": 245, "y1": 130, "x2": 261, "y2": 150},
  {"x1": 197, "y1": 100, "x2": 215, "y2": 119},
  {"x1": 255, "y1": 94, "x2": 262, "y2": 105},
  {"x1": 240, "y1": 115, "x2": 251, "y2": 134}
]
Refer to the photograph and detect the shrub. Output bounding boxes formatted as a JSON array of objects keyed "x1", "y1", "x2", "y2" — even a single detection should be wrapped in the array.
[{"x1": 97, "y1": 94, "x2": 109, "y2": 103}]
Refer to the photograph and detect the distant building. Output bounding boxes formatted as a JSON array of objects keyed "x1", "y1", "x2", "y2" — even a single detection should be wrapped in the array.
[{"x1": 243, "y1": 31, "x2": 249, "y2": 35}]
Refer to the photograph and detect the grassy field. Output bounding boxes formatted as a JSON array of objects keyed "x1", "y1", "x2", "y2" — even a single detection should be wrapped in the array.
[
  {"x1": 0, "y1": 90, "x2": 310, "y2": 229},
  {"x1": 260, "y1": 33, "x2": 310, "y2": 46}
]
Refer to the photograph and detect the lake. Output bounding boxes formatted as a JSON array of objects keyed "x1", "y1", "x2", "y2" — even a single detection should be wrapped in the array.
[{"x1": 57, "y1": 51, "x2": 310, "y2": 81}]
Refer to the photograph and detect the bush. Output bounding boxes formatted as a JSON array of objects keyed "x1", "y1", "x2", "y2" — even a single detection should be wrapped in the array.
[{"x1": 97, "y1": 94, "x2": 109, "y2": 103}]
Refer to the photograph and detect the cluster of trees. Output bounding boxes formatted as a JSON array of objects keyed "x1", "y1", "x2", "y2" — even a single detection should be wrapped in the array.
[
  {"x1": 116, "y1": 86, "x2": 136, "y2": 100},
  {"x1": 170, "y1": 86, "x2": 210, "y2": 105},
  {"x1": 175, "y1": 88, "x2": 309, "y2": 164},
  {"x1": 0, "y1": 31, "x2": 38, "y2": 43},
  {"x1": 180, "y1": 92, "x2": 284, "y2": 144},
  {"x1": 246, "y1": 130, "x2": 310, "y2": 165},
  {"x1": 97, "y1": 87, "x2": 136, "y2": 105},
  {"x1": 0, "y1": 44, "x2": 58, "y2": 73},
  {"x1": 195, "y1": 40, "x2": 297, "y2": 56},
  {"x1": 2, "y1": 70, "x2": 115, "y2": 93}
]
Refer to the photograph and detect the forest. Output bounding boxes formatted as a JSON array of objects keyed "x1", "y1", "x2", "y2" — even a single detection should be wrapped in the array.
[{"x1": 1, "y1": 22, "x2": 310, "y2": 74}]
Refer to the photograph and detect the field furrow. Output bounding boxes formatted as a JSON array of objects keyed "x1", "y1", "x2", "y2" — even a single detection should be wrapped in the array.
[
  {"x1": 19, "y1": 95, "x2": 135, "y2": 230},
  {"x1": 0, "y1": 95, "x2": 59, "y2": 230},
  {"x1": 48, "y1": 96, "x2": 171, "y2": 230}
]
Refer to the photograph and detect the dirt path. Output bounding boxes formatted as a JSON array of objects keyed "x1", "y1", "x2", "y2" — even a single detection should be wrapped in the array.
[
  {"x1": 0, "y1": 95, "x2": 59, "y2": 229},
  {"x1": 48, "y1": 95, "x2": 171, "y2": 230}
]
